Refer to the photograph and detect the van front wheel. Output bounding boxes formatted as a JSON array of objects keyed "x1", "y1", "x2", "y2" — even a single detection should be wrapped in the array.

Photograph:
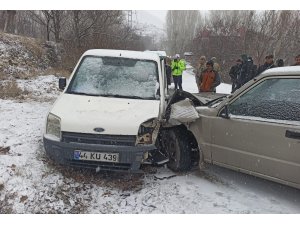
[{"x1": 164, "y1": 128, "x2": 192, "y2": 172}]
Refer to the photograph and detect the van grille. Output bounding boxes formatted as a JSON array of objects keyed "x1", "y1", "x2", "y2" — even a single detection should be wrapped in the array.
[
  {"x1": 62, "y1": 132, "x2": 136, "y2": 146},
  {"x1": 68, "y1": 160, "x2": 132, "y2": 171}
]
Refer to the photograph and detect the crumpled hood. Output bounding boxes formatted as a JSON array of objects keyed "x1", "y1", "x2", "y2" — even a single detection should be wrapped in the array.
[
  {"x1": 50, "y1": 93, "x2": 160, "y2": 135},
  {"x1": 191, "y1": 92, "x2": 228, "y2": 105}
]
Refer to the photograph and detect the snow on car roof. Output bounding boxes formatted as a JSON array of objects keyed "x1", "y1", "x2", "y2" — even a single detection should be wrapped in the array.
[
  {"x1": 261, "y1": 66, "x2": 300, "y2": 76},
  {"x1": 83, "y1": 49, "x2": 160, "y2": 61},
  {"x1": 145, "y1": 50, "x2": 167, "y2": 57}
]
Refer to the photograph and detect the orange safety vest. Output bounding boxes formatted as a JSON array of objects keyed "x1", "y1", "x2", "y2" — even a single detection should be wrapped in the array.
[{"x1": 200, "y1": 70, "x2": 216, "y2": 92}]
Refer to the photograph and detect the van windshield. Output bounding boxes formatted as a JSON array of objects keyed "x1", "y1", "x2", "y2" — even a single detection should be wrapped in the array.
[{"x1": 67, "y1": 56, "x2": 159, "y2": 100}]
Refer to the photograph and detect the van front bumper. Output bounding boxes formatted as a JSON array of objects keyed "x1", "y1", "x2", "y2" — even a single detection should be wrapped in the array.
[{"x1": 43, "y1": 136, "x2": 156, "y2": 172}]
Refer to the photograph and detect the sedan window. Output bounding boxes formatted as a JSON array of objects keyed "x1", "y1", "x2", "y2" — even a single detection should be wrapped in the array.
[{"x1": 228, "y1": 78, "x2": 300, "y2": 122}]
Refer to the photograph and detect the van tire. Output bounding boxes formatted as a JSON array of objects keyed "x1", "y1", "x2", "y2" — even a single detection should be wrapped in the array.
[{"x1": 165, "y1": 128, "x2": 192, "y2": 172}]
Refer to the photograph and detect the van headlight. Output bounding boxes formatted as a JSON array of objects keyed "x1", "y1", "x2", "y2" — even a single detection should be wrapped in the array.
[{"x1": 46, "y1": 113, "x2": 61, "y2": 139}]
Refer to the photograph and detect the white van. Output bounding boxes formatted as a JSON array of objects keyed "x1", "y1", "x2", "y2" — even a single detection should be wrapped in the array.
[{"x1": 43, "y1": 49, "x2": 171, "y2": 172}]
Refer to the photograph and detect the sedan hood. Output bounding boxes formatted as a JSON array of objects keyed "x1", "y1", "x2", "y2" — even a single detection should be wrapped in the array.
[
  {"x1": 191, "y1": 92, "x2": 228, "y2": 105},
  {"x1": 50, "y1": 93, "x2": 160, "y2": 135}
]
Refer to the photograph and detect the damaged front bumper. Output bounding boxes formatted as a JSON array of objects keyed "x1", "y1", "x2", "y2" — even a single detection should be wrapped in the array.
[{"x1": 43, "y1": 135, "x2": 157, "y2": 172}]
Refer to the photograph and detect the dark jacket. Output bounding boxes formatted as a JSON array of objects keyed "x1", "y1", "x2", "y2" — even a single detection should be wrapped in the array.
[
  {"x1": 165, "y1": 64, "x2": 172, "y2": 85},
  {"x1": 256, "y1": 62, "x2": 276, "y2": 76},
  {"x1": 229, "y1": 64, "x2": 241, "y2": 82},
  {"x1": 237, "y1": 61, "x2": 257, "y2": 88}
]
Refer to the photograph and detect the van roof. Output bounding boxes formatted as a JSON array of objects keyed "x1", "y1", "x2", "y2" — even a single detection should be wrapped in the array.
[{"x1": 83, "y1": 49, "x2": 160, "y2": 61}]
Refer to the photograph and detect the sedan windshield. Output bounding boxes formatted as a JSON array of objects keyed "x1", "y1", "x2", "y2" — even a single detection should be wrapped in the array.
[{"x1": 67, "y1": 56, "x2": 159, "y2": 99}]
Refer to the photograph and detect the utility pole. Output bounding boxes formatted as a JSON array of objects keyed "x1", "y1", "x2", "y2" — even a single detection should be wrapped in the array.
[{"x1": 127, "y1": 10, "x2": 132, "y2": 28}]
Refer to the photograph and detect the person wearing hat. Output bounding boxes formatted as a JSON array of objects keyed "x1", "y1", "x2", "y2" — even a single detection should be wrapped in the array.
[
  {"x1": 276, "y1": 58, "x2": 284, "y2": 67},
  {"x1": 236, "y1": 55, "x2": 258, "y2": 89},
  {"x1": 229, "y1": 59, "x2": 242, "y2": 93},
  {"x1": 199, "y1": 60, "x2": 221, "y2": 92},
  {"x1": 171, "y1": 54, "x2": 186, "y2": 90},
  {"x1": 195, "y1": 56, "x2": 207, "y2": 92},
  {"x1": 256, "y1": 54, "x2": 276, "y2": 76},
  {"x1": 211, "y1": 57, "x2": 221, "y2": 73}
]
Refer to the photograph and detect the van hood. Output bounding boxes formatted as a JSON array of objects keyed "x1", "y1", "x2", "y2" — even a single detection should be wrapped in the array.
[{"x1": 50, "y1": 94, "x2": 160, "y2": 135}]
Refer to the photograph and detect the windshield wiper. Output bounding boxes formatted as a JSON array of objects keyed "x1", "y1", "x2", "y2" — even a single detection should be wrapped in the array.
[
  {"x1": 67, "y1": 92, "x2": 153, "y2": 100},
  {"x1": 67, "y1": 91, "x2": 98, "y2": 96},
  {"x1": 101, "y1": 94, "x2": 147, "y2": 100}
]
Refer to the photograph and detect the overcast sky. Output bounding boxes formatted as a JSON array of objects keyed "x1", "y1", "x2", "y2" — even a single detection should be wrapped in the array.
[
  {"x1": 135, "y1": 11, "x2": 167, "y2": 29},
  {"x1": 3, "y1": 0, "x2": 299, "y2": 10}
]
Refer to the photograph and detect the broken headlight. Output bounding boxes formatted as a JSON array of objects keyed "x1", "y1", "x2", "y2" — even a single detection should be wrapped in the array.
[{"x1": 137, "y1": 125, "x2": 153, "y2": 145}]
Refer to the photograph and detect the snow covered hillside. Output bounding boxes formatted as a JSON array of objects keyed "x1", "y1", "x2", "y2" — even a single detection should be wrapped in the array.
[
  {"x1": 0, "y1": 70, "x2": 300, "y2": 214},
  {"x1": 0, "y1": 32, "x2": 63, "y2": 79}
]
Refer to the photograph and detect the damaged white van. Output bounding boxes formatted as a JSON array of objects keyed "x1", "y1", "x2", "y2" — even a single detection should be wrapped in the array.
[{"x1": 43, "y1": 49, "x2": 175, "y2": 172}]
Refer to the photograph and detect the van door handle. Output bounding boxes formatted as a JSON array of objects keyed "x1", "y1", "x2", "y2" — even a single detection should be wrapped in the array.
[{"x1": 285, "y1": 130, "x2": 300, "y2": 140}]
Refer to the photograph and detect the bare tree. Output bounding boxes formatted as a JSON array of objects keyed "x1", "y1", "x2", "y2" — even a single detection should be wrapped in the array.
[
  {"x1": 3, "y1": 10, "x2": 17, "y2": 34},
  {"x1": 29, "y1": 11, "x2": 52, "y2": 41},
  {"x1": 166, "y1": 10, "x2": 202, "y2": 56}
]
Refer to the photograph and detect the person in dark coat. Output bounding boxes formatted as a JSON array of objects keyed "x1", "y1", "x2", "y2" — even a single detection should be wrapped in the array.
[
  {"x1": 229, "y1": 59, "x2": 242, "y2": 93},
  {"x1": 236, "y1": 55, "x2": 257, "y2": 89},
  {"x1": 256, "y1": 54, "x2": 276, "y2": 76},
  {"x1": 276, "y1": 58, "x2": 284, "y2": 67},
  {"x1": 165, "y1": 57, "x2": 172, "y2": 86}
]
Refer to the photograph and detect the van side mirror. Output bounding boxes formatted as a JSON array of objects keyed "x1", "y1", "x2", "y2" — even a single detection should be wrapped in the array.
[
  {"x1": 220, "y1": 104, "x2": 230, "y2": 119},
  {"x1": 59, "y1": 77, "x2": 66, "y2": 90}
]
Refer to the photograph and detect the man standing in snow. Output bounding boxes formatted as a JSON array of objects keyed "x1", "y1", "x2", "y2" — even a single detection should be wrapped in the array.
[
  {"x1": 199, "y1": 60, "x2": 221, "y2": 92},
  {"x1": 165, "y1": 57, "x2": 172, "y2": 87},
  {"x1": 256, "y1": 54, "x2": 276, "y2": 76},
  {"x1": 276, "y1": 58, "x2": 284, "y2": 67},
  {"x1": 171, "y1": 54, "x2": 186, "y2": 90},
  {"x1": 211, "y1": 57, "x2": 221, "y2": 73},
  {"x1": 236, "y1": 55, "x2": 257, "y2": 89},
  {"x1": 229, "y1": 59, "x2": 242, "y2": 93},
  {"x1": 195, "y1": 56, "x2": 207, "y2": 92}
]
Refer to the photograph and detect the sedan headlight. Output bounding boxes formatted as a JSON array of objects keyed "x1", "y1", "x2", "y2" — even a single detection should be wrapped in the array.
[{"x1": 46, "y1": 113, "x2": 61, "y2": 139}]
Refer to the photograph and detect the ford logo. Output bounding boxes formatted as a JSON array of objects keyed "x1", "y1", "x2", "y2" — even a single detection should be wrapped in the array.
[{"x1": 94, "y1": 127, "x2": 105, "y2": 133}]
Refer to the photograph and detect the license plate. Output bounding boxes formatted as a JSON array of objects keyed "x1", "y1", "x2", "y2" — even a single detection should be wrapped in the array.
[{"x1": 74, "y1": 150, "x2": 119, "y2": 163}]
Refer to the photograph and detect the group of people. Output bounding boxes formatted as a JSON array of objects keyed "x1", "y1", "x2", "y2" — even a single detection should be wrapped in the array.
[
  {"x1": 229, "y1": 54, "x2": 300, "y2": 93},
  {"x1": 167, "y1": 54, "x2": 221, "y2": 92},
  {"x1": 194, "y1": 56, "x2": 221, "y2": 92},
  {"x1": 167, "y1": 53, "x2": 300, "y2": 94}
]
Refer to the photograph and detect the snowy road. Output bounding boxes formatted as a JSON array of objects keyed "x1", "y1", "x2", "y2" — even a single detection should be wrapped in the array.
[{"x1": 1, "y1": 74, "x2": 300, "y2": 213}]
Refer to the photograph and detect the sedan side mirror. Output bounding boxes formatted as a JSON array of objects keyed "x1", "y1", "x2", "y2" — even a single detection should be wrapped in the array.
[
  {"x1": 59, "y1": 77, "x2": 66, "y2": 90},
  {"x1": 220, "y1": 104, "x2": 230, "y2": 119}
]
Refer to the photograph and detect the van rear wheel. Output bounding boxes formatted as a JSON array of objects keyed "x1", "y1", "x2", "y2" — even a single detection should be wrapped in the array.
[{"x1": 164, "y1": 128, "x2": 192, "y2": 172}]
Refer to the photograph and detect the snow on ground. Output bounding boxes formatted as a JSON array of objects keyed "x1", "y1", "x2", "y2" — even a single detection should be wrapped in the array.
[{"x1": 1, "y1": 72, "x2": 300, "y2": 214}]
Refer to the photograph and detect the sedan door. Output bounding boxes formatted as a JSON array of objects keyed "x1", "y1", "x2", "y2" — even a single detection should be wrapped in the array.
[{"x1": 209, "y1": 77, "x2": 300, "y2": 188}]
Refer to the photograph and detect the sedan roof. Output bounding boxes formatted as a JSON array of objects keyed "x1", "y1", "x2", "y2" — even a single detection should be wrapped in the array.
[{"x1": 260, "y1": 66, "x2": 300, "y2": 76}]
